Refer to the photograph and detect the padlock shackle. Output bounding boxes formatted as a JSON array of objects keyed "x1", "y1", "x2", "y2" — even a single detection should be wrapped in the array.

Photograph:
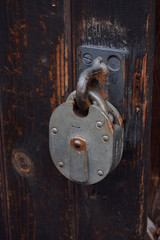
[
  {"x1": 76, "y1": 57, "x2": 108, "y2": 115},
  {"x1": 67, "y1": 90, "x2": 108, "y2": 114}
]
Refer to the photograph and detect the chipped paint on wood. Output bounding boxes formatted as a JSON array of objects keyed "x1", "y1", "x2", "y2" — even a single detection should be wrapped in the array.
[
  {"x1": 142, "y1": 54, "x2": 148, "y2": 129},
  {"x1": 56, "y1": 38, "x2": 61, "y2": 105},
  {"x1": 132, "y1": 53, "x2": 148, "y2": 130},
  {"x1": 50, "y1": 34, "x2": 70, "y2": 109}
]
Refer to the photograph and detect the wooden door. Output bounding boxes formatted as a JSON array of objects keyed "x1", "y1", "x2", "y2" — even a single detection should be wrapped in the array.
[{"x1": 0, "y1": 0, "x2": 155, "y2": 239}]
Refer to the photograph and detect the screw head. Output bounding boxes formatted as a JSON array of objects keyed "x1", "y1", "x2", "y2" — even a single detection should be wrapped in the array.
[
  {"x1": 97, "y1": 170, "x2": 104, "y2": 176},
  {"x1": 58, "y1": 161, "x2": 64, "y2": 168},
  {"x1": 52, "y1": 128, "x2": 57, "y2": 135},
  {"x1": 103, "y1": 135, "x2": 109, "y2": 142},
  {"x1": 83, "y1": 53, "x2": 93, "y2": 65},
  {"x1": 96, "y1": 121, "x2": 102, "y2": 128},
  {"x1": 108, "y1": 56, "x2": 121, "y2": 71}
]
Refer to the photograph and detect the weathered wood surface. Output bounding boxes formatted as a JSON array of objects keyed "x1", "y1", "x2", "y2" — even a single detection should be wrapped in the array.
[
  {"x1": 0, "y1": 0, "x2": 155, "y2": 240},
  {"x1": 71, "y1": 1, "x2": 155, "y2": 240},
  {"x1": 0, "y1": 0, "x2": 73, "y2": 239},
  {"x1": 149, "y1": 0, "x2": 160, "y2": 235}
]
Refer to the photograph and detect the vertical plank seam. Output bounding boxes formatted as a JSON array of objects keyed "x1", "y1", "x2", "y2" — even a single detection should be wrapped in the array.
[
  {"x1": 0, "y1": 101, "x2": 11, "y2": 240},
  {"x1": 64, "y1": 0, "x2": 77, "y2": 239}
]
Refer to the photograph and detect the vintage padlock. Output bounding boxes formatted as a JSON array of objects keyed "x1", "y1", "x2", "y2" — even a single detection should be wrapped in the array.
[{"x1": 49, "y1": 57, "x2": 124, "y2": 185}]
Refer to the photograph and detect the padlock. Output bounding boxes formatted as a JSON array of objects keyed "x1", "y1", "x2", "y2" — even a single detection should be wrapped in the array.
[{"x1": 49, "y1": 90, "x2": 123, "y2": 185}]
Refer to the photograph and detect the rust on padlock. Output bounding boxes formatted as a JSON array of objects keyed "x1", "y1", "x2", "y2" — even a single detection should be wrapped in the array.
[
  {"x1": 70, "y1": 137, "x2": 87, "y2": 152},
  {"x1": 70, "y1": 137, "x2": 88, "y2": 183}
]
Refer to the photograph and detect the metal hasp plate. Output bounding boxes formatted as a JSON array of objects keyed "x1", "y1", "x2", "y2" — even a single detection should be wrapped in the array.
[{"x1": 79, "y1": 46, "x2": 126, "y2": 117}]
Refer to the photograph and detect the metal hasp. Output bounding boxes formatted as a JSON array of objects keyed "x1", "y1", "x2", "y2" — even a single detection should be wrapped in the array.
[
  {"x1": 76, "y1": 57, "x2": 108, "y2": 115},
  {"x1": 79, "y1": 45, "x2": 126, "y2": 117}
]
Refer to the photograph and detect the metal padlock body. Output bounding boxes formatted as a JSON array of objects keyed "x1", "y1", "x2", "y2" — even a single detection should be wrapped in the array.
[{"x1": 49, "y1": 91, "x2": 123, "y2": 185}]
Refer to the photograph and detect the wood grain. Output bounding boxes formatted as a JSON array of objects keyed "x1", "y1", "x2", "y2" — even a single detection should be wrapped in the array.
[
  {"x1": 0, "y1": 0, "x2": 73, "y2": 239},
  {"x1": 71, "y1": 1, "x2": 155, "y2": 239}
]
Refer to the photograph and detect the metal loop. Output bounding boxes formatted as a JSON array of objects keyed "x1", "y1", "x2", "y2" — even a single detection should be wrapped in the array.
[
  {"x1": 67, "y1": 90, "x2": 108, "y2": 114},
  {"x1": 75, "y1": 57, "x2": 108, "y2": 114}
]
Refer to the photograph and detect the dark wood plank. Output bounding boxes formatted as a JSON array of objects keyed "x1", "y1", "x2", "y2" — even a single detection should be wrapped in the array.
[
  {"x1": 0, "y1": 0, "x2": 73, "y2": 239},
  {"x1": 0, "y1": 108, "x2": 9, "y2": 240},
  {"x1": 71, "y1": 1, "x2": 155, "y2": 239},
  {"x1": 149, "y1": 0, "x2": 160, "y2": 229},
  {"x1": 0, "y1": 1, "x2": 15, "y2": 239}
]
